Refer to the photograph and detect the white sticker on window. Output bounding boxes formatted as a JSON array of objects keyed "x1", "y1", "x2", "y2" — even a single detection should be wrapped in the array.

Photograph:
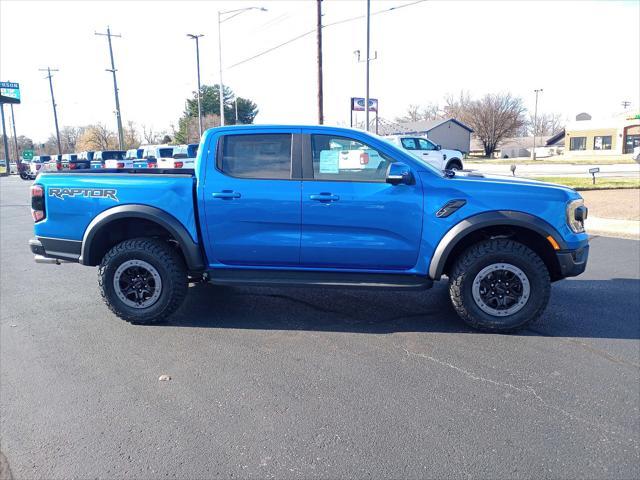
[{"x1": 319, "y1": 150, "x2": 339, "y2": 174}]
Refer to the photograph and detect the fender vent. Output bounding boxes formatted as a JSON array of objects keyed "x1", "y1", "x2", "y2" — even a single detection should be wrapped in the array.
[{"x1": 436, "y1": 199, "x2": 467, "y2": 218}]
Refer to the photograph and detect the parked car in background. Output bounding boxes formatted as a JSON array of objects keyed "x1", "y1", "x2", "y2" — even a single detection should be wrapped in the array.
[
  {"x1": 30, "y1": 125, "x2": 589, "y2": 332},
  {"x1": 92, "y1": 150, "x2": 126, "y2": 169},
  {"x1": 0, "y1": 159, "x2": 6, "y2": 175},
  {"x1": 385, "y1": 135, "x2": 464, "y2": 171},
  {"x1": 61, "y1": 153, "x2": 90, "y2": 170},
  {"x1": 10, "y1": 161, "x2": 19, "y2": 174},
  {"x1": 126, "y1": 148, "x2": 144, "y2": 160},
  {"x1": 164, "y1": 144, "x2": 198, "y2": 169},
  {"x1": 45, "y1": 154, "x2": 63, "y2": 172},
  {"x1": 29, "y1": 155, "x2": 50, "y2": 179},
  {"x1": 141, "y1": 145, "x2": 174, "y2": 168}
]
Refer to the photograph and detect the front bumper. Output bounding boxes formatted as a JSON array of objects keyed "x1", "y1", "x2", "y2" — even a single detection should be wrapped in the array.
[{"x1": 556, "y1": 243, "x2": 589, "y2": 278}]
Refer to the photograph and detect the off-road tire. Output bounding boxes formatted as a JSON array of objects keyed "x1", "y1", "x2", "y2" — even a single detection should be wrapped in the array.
[
  {"x1": 448, "y1": 239, "x2": 550, "y2": 332},
  {"x1": 98, "y1": 238, "x2": 187, "y2": 324}
]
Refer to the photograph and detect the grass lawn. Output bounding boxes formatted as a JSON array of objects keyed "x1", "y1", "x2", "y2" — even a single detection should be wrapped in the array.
[
  {"x1": 530, "y1": 176, "x2": 640, "y2": 190},
  {"x1": 467, "y1": 157, "x2": 637, "y2": 165}
]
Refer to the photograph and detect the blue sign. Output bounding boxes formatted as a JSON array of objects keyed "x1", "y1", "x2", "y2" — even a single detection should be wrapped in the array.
[{"x1": 0, "y1": 81, "x2": 20, "y2": 104}]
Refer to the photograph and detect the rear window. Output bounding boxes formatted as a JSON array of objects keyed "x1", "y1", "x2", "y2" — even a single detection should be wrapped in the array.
[
  {"x1": 102, "y1": 151, "x2": 125, "y2": 160},
  {"x1": 187, "y1": 144, "x2": 198, "y2": 158},
  {"x1": 218, "y1": 134, "x2": 292, "y2": 179},
  {"x1": 159, "y1": 148, "x2": 173, "y2": 158}
]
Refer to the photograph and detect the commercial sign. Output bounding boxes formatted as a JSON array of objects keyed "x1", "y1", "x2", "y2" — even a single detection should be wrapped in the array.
[
  {"x1": 0, "y1": 81, "x2": 21, "y2": 104},
  {"x1": 351, "y1": 97, "x2": 378, "y2": 112}
]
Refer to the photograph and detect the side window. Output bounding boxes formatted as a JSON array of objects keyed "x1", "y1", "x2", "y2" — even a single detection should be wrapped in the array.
[
  {"x1": 401, "y1": 138, "x2": 417, "y2": 150},
  {"x1": 219, "y1": 134, "x2": 292, "y2": 179},
  {"x1": 417, "y1": 138, "x2": 436, "y2": 151},
  {"x1": 311, "y1": 134, "x2": 393, "y2": 182}
]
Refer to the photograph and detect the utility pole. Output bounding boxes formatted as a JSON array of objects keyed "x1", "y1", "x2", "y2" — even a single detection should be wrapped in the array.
[
  {"x1": 1, "y1": 105, "x2": 9, "y2": 174},
  {"x1": 39, "y1": 67, "x2": 62, "y2": 155},
  {"x1": 95, "y1": 26, "x2": 124, "y2": 150},
  {"x1": 316, "y1": 0, "x2": 324, "y2": 124},
  {"x1": 10, "y1": 104, "x2": 19, "y2": 163},
  {"x1": 621, "y1": 100, "x2": 631, "y2": 110},
  {"x1": 365, "y1": 0, "x2": 371, "y2": 131},
  {"x1": 187, "y1": 34, "x2": 204, "y2": 138},
  {"x1": 532, "y1": 88, "x2": 543, "y2": 160}
]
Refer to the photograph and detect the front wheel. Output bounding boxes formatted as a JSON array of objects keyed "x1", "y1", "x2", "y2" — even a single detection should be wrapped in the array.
[
  {"x1": 446, "y1": 159, "x2": 463, "y2": 171},
  {"x1": 448, "y1": 239, "x2": 550, "y2": 332},
  {"x1": 98, "y1": 238, "x2": 187, "y2": 324}
]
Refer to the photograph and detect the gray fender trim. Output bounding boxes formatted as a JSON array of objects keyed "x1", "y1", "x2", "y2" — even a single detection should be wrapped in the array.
[
  {"x1": 79, "y1": 204, "x2": 205, "y2": 271},
  {"x1": 428, "y1": 210, "x2": 567, "y2": 280}
]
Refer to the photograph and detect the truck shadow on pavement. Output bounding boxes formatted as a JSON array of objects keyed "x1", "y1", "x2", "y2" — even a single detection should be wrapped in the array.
[{"x1": 161, "y1": 278, "x2": 640, "y2": 340}]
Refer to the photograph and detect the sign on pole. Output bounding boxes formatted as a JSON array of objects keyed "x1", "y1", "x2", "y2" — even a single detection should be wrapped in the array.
[
  {"x1": 0, "y1": 82, "x2": 21, "y2": 104},
  {"x1": 22, "y1": 149, "x2": 34, "y2": 160},
  {"x1": 351, "y1": 97, "x2": 378, "y2": 112}
]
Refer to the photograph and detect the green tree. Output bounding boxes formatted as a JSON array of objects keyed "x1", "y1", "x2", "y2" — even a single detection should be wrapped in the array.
[{"x1": 175, "y1": 84, "x2": 258, "y2": 144}]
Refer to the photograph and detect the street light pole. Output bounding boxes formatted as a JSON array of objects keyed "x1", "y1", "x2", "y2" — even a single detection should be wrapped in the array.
[
  {"x1": 532, "y1": 88, "x2": 543, "y2": 160},
  {"x1": 39, "y1": 67, "x2": 62, "y2": 155},
  {"x1": 217, "y1": 7, "x2": 267, "y2": 127},
  {"x1": 187, "y1": 34, "x2": 204, "y2": 138},
  {"x1": 365, "y1": 0, "x2": 371, "y2": 131},
  {"x1": 316, "y1": 0, "x2": 324, "y2": 125},
  {"x1": 95, "y1": 26, "x2": 124, "y2": 150},
  {"x1": 0, "y1": 105, "x2": 9, "y2": 174}
]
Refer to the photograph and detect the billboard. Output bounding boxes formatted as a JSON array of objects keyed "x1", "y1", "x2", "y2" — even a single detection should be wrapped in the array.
[
  {"x1": 0, "y1": 82, "x2": 21, "y2": 104},
  {"x1": 351, "y1": 97, "x2": 378, "y2": 112}
]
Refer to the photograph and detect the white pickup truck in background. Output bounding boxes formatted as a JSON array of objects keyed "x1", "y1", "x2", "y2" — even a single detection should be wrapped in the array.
[{"x1": 385, "y1": 135, "x2": 464, "y2": 171}]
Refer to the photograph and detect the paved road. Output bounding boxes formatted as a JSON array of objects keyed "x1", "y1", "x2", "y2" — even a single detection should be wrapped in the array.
[
  {"x1": 1, "y1": 176, "x2": 638, "y2": 479},
  {"x1": 468, "y1": 162, "x2": 640, "y2": 178}
]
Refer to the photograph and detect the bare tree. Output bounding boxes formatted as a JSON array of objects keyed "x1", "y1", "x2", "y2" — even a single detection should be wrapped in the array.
[
  {"x1": 396, "y1": 103, "x2": 442, "y2": 123},
  {"x1": 142, "y1": 124, "x2": 160, "y2": 144},
  {"x1": 76, "y1": 124, "x2": 117, "y2": 151},
  {"x1": 59, "y1": 126, "x2": 85, "y2": 153},
  {"x1": 528, "y1": 112, "x2": 564, "y2": 136},
  {"x1": 446, "y1": 92, "x2": 526, "y2": 157},
  {"x1": 123, "y1": 121, "x2": 141, "y2": 149}
]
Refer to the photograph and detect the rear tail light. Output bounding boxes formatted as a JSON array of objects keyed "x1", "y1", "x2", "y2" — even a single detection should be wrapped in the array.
[
  {"x1": 174, "y1": 161, "x2": 184, "y2": 169},
  {"x1": 116, "y1": 162, "x2": 125, "y2": 168},
  {"x1": 56, "y1": 162, "x2": 62, "y2": 170},
  {"x1": 31, "y1": 184, "x2": 45, "y2": 222},
  {"x1": 360, "y1": 152, "x2": 369, "y2": 165},
  {"x1": 148, "y1": 161, "x2": 157, "y2": 168},
  {"x1": 69, "y1": 163, "x2": 76, "y2": 170},
  {"x1": 36, "y1": 164, "x2": 41, "y2": 170}
]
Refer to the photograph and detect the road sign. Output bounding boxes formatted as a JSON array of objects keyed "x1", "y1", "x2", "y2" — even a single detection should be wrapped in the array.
[
  {"x1": 22, "y1": 149, "x2": 34, "y2": 160},
  {"x1": 588, "y1": 167, "x2": 600, "y2": 174},
  {"x1": 0, "y1": 82, "x2": 20, "y2": 104},
  {"x1": 351, "y1": 97, "x2": 378, "y2": 112}
]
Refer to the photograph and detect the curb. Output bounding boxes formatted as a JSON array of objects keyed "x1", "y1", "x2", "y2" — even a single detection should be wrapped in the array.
[{"x1": 586, "y1": 216, "x2": 640, "y2": 240}]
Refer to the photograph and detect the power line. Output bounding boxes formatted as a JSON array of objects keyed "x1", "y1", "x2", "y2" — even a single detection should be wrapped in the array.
[{"x1": 227, "y1": 0, "x2": 427, "y2": 70}]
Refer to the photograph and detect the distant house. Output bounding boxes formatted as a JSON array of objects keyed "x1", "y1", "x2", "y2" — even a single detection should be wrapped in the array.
[{"x1": 377, "y1": 118, "x2": 474, "y2": 154}]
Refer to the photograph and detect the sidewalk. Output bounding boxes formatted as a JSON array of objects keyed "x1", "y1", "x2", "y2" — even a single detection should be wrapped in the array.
[{"x1": 581, "y1": 189, "x2": 640, "y2": 240}]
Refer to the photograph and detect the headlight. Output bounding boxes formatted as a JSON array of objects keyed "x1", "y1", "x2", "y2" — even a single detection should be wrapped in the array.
[{"x1": 566, "y1": 199, "x2": 587, "y2": 233}]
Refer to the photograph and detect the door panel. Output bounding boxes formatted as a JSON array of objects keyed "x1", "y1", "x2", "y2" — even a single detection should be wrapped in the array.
[
  {"x1": 300, "y1": 133, "x2": 424, "y2": 270},
  {"x1": 202, "y1": 132, "x2": 302, "y2": 267}
]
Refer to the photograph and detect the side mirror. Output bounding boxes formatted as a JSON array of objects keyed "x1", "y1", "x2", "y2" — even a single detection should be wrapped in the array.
[
  {"x1": 436, "y1": 144, "x2": 442, "y2": 151},
  {"x1": 386, "y1": 162, "x2": 414, "y2": 185}
]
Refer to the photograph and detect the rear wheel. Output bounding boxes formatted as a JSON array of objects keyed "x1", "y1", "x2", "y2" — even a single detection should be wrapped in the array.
[
  {"x1": 448, "y1": 239, "x2": 550, "y2": 332},
  {"x1": 98, "y1": 238, "x2": 187, "y2": 324}
]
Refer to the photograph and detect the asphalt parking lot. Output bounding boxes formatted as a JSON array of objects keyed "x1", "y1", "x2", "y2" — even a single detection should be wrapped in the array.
[{"x1": 1, "y1": 175, "x2": 639, "y2": 479}]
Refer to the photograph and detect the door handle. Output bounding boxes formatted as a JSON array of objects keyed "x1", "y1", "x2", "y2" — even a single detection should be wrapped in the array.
[
  {"x1": 212, "y1": 190, "x2": 241, "y2": 200},
  {"x1": 309, "y1": 193, "x2": 339, "y2": 202}
]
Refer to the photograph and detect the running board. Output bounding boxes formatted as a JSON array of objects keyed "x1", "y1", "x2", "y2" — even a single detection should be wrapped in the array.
[{"x1": 208, "y1": 269, "x2": 433, "y2": 290}]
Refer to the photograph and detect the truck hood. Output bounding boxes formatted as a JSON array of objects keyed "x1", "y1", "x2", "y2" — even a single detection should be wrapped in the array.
[{"x1": 455, "y1": 170, "x2": 576, "y2": 192}]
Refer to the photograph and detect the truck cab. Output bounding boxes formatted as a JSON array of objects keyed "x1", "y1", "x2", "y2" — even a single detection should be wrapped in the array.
[
  {"x1": 93, "y1": 150, "x2": 127, "y2": 169},
  {"x1": 386, "y1": 135, "x2": 464, "y2": 171}
]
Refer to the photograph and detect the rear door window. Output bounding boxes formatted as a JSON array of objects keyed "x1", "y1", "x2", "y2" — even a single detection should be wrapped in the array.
[{"x1": 218, "y1": 134, "x2": 292, "y2": 179}]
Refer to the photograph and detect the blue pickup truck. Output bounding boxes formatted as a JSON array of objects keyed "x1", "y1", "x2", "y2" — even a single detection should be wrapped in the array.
[{"x1": 29, "y1": 125, "x2": 589, "y2": 331}]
